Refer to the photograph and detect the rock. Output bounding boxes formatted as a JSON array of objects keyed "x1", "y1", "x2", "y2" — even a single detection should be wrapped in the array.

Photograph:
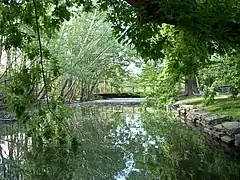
[
  {"x1": 214, "y1": 122, "x2": 240, "y2": 136},
  {"x1": 204, "y1": 127, "x2": 213, "y2": 135},
  {"x1": 201, "y1": 115, "x2": 229, "y2": 126},
  {"x1": 220, "y1": 142, "x2": 230, "y2": 149},
  {"x1": 187, "y1": 111, "x2": 210, "y2": 123},
  {"x1": 177, "y1": 104, "x2": 240, "y2": 147},
  {"x1": 172, "y1": 102, "x2": 180, "y2": 108},
  {"x1": 196, "y1": 111, "x2": 211, "y2": 119},
  {"x1": 173, "y1": 101, "x2": 183, "y2": 106},
  {"x1": 234, "y1": 133, "x2": 240, "y2": 147},
  {"x1": 179, "y1": 105, "x2": 196, "y2": 111},
  {"x1": 190, "y1": 109, "x2": 207, "y2": 114},
  {"x1": 187, "y1": 112, "x2": 200, "y2": 122},
  {"x1": 179, "y1": 109, "x2": 187, "y2": 114},
  {"x1": 221, "y1": 135, "x2": 234, "y2": 144},
  {"x1": 213, "y1": 131, "x2": 225, "y2": 138}
]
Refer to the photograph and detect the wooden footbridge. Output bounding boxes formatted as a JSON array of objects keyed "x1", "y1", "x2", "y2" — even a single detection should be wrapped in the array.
[{"x1": 93, "y1": 80, "x2": 142, "y2": 99}]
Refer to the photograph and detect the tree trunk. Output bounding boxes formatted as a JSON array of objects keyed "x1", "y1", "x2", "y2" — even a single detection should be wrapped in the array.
[
  {"x1": 37, "y1": 85, "x2": 45, "y2": 100},
  {"x1": 6, "y1": 49, "x2": 12, "y2": 68},
  {"x1": 0, "y1": 36, "x2": 3, "y2": 65},
  {"x1": 69, "y1": 81, "x2": 79, "y2": 102},
  {"x1": 63, "y1": 79, "x2": 76, "y2": 102},
  {"x1": 60, "y1": 79, "x2": 69, "y2": 97},
  {"x1": 79, "y1": 80, "x2": 85, "y2": 101},
  {"x1": 4, "y1": 49, "x2": 12, "y2": 87},
  {"x1": 184, "y1": 76, "x2": 197, "y2": 96}
]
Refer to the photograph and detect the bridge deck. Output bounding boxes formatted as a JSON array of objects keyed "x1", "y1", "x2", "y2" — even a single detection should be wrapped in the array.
[{"x1": 94, "y1": 92, "x2": 141, "y2": 99}]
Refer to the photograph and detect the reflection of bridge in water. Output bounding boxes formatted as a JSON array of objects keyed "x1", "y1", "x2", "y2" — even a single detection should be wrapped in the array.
[{"x1": 80, "y1": 98, "x2": 155, "y2": 106}]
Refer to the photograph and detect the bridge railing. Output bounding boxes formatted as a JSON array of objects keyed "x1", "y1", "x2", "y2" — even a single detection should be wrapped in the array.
[{"x1": 95, "y1": 81, "x2": 137, "y2": 94}]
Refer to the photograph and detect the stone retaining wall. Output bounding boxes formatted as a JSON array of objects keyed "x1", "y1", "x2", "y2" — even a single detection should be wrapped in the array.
[{"x1": 177, "y1": 105, "x2": 240, "y2": 147}]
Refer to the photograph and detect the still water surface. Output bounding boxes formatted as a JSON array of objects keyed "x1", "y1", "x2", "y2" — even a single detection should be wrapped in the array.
[{"x1": 0, "y1": 104, "x2": 240, "y2": 179}]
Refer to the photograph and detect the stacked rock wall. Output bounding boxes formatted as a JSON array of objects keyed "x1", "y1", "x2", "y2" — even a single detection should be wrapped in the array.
[{"x1": 177, "y1": 105, "x2": 240, "y2": 147}]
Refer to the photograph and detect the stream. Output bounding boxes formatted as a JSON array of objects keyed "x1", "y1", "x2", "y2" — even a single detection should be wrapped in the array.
[{"x1": 0, "y1": 102, "x2": 240, "y2": 179}]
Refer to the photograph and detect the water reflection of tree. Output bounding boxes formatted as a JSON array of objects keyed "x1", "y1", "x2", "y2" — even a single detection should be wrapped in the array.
[
  {"x1": 0, "y1": 106, "x2": 128, "y2": 179},
  {"x1": 3, "y1": 105, "x2": 239, "y2": 179},
  {"x1": 140, "y1": 109, "x2": 240, "y2": 180}
]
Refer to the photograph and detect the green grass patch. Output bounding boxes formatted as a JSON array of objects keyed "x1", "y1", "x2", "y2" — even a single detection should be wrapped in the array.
[{"x1": 178, "y1": 95, "x2": 240, "y2": 120}]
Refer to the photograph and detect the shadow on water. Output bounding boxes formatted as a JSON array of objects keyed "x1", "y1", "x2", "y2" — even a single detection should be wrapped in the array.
[{"x1": 0, "y1": 104, "x2": 240, "y2": 179}]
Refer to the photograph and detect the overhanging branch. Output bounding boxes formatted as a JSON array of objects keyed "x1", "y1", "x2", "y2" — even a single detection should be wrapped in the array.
[{"x1": 124, "y1": 0, "x2": 240, "y2": 44}]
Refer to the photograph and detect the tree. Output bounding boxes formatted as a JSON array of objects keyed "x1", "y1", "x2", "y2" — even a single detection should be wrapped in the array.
[
  {"x1": 46, "y1": 10, "x2": 134, "y2": 101},
  {"x1": 0, "y1": 0, "x2": 239, "y2": 143},
  {"x1": 111, "y1": 0, "x2": 240, "y2": 44},
  {"x1": 0, "y1": 0, "x2": 93, "y2": 49},
  {"x1": 2, "y1": 1, "x2": 240, "y2": 67},
  {"x1": 101, "y1": 0, "x2": 240, "y2": 102},
  {"x1": 136, "y1": 24, "x2": 212, "y2": 102},
  {"x1": 199, "y1": 53, "x2": 240, "y2": 104}
]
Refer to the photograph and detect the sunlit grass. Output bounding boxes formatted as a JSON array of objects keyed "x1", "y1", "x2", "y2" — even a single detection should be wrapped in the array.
[{"x1": 178, "y1": 95, "x2": 240, "y2": 120}]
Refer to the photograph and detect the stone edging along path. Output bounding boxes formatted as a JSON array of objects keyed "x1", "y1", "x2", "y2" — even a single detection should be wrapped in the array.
[{"x1": 176, "y1": 104, "x2": 240, "y2": 147}]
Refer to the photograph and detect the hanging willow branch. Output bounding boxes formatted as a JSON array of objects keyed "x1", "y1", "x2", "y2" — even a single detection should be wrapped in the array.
[
  {"x1": 32, "y1": 0, "x2": 71, "y2": 135},
  {"x1": 32, "y1": 0, "x2": 49, "y2": 106}
]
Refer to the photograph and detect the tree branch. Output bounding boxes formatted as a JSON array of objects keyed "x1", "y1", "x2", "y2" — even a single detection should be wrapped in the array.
[{"x1": 33, "y1": 0, "x2": 49, "y2": 105}]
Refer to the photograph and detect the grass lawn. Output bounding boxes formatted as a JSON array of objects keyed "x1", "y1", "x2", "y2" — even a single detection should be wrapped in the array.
[{"x1": 177, "y1": 95, "x2": 240, "y2": 120}]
